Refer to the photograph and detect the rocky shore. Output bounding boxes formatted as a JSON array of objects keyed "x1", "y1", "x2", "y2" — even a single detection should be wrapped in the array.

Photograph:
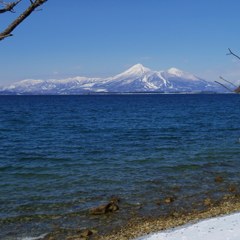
[
  {"x1": 41, "y1": 185, "x2": 240, "y2": 240},
  {"x1": 37, "y1": 174, "x2": 240, "y2": 240},
  {"x1": 98, "y1": 194, "x2": 240, "y2": 240}
]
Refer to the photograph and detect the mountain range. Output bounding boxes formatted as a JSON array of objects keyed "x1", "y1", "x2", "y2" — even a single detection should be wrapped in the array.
[{"x1": 0, "y1": 64, "x2": 224, "y2": 94}]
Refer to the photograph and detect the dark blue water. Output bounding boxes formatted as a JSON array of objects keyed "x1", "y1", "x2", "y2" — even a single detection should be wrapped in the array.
[{"x1": 0, "y1": 94, "x2": 240, "y2": 239}]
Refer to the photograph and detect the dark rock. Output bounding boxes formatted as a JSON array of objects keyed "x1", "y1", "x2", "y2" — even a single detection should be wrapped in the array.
[
  {"x1": 215, "y1": 176, "x2": 224, "y2": 183},
  {"x1": 110, "y1": 196, "x2": 121, "y2": 204},
  {"x1": 106, "y1": 202, "x2": 119, "y2": 212},
  {"x1": 228, "y1": 184, "x2": 237, "y2": 193},
  {"x1": 90, "y1": 204, "x2": 107, "y2": 215},
  {"x1": 90, "y1": 202, "x2": 119, "y2": 215}
]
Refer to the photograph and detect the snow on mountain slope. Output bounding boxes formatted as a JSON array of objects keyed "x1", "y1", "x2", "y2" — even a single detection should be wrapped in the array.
[
  {"x1": 114, "y1": 63, "x2": 151, "y2": 78},
  {"x1": 166, "y1": 67, "x2": 198, "y2": 80},
  {"x1": 1, "y1": 76, "x2": 102, "y2": 94},
  {"x1": 0, "y1": 64, "x2": 223, "y2": 94},
  {"x1": 161, "y1": 67, "x2": 218, "y2": 92},
  {"x1": 96, "y1": 64, "x2": 163, "y2": 92}
]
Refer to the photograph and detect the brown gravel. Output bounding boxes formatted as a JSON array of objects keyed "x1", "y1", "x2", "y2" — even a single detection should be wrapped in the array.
[{"x1": 95, "y1": 195, "x2": 240, "y2": 240}]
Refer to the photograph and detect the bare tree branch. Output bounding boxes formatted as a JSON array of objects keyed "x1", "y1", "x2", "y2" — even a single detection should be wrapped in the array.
[
  {"x1": 227, "y1": 48, "x2": 240, "y2": 61},
  {"x1": 0, "y1": 0, "x2": 22, "y2": 13},
  {"x1": 225, "y1": 49, "x2": 240, "y2": 93},
  {"x1": 215, "y1": 81, "x2": 234, "y2": 92},
  {"x1": 0, "y1": 0, "x2": 47, "y2": 41},
  {"x1": 216, "y1": 76, "x2": 240, "y2": 93},
  {"x1": 219, "y1": 76, "x2": 238, "y2": 88}
]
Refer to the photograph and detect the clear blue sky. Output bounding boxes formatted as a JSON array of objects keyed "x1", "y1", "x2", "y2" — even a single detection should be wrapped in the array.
[{"x1": 1, "y1": 0, "x2": 240, "y2": 85}]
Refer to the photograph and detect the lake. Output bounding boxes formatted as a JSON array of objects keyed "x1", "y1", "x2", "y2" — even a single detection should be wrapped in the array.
[{"x1": 0, "y1": 94, "x2": 239, "y2": 239}]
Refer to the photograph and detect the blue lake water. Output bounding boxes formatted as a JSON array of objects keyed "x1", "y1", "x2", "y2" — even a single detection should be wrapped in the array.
[{"x1": 0, "y1": 94, "x2": 240, "y2": 239}]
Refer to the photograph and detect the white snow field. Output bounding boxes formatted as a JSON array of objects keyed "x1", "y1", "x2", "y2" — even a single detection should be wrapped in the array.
[{"x1": 137, "y1": 212, "x2": 240, "y2": 240}]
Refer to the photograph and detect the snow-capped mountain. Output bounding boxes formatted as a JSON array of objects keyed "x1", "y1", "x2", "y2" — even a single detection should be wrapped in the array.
[{"x1": 0, "y1": 64, "x2": 224, "y2": 94}]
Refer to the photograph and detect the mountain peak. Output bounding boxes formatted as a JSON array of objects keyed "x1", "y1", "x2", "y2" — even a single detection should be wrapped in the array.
[
  {"x1": 167, "y1": 67, "x2": 198, "y2": 80},
  {"x1": 123, "y1": 63, "x2": 151, "y2": 76},
  {"x1": 167, "y1": 67, "x2": 184, "y2": 76}
]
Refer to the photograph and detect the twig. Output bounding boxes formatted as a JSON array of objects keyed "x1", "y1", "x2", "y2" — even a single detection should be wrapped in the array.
[
  {"x1": 227, "y1": 48, "x2": 240, "y2": 61},
  {"x1": 0, "y1": 0, "x2": 22, "y2": 13},
  {"x1": 214, "y1": 81, "x2": 233, "y2": 92},
  {"x1": 219, "y1": 76, "x2": 238, "y2": 88},
  {"x1": 0, "y1": 0, "x2": 47, "y2": 41}
]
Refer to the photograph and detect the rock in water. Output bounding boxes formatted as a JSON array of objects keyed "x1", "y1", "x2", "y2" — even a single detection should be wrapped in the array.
[{"x1": 90, "y1": 202, "x2": 119, "y2": 215}]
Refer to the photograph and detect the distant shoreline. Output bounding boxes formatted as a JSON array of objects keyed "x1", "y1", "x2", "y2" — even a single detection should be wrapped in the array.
[{"x1": 0, "y1": 91, "x2": 235, "y2": 96}]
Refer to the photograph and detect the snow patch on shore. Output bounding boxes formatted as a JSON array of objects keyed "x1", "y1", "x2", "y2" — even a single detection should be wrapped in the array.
[{"x1": 137, "y1": 212, "x2": 240, "y2": 240}]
